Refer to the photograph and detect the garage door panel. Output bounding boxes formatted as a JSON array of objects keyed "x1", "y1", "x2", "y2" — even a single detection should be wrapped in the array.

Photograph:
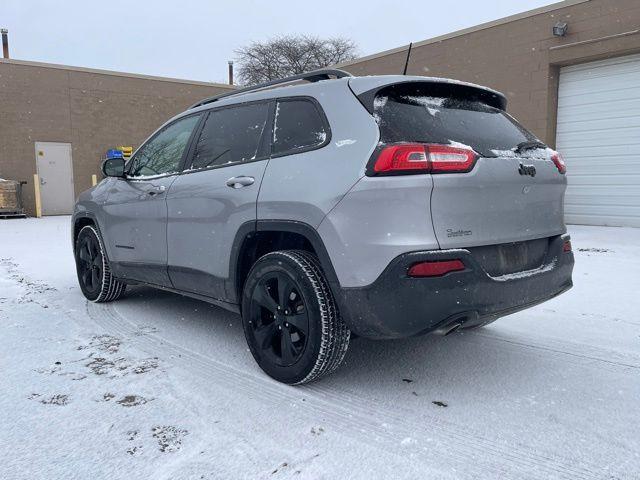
[
  {"x1": 564, "y1": 213, "x2": 640, "y2": 227},
  {"x1": 566, "y1": 168, "x2": 640, "y2": 179},
  {"x1": 557, "y1": 54, "x2": 640, "y2": 227},
  {"x1": 556, "y1": 117, "x2": 640, "y2": 135},
  {"x1": 560, "y1": 56, "x2": 640, "y2": 77},
  {"x1": 561, "y1": 153, "x2": 640, "y2": 164},
  {"x1": 557, "y1": 87, "x2": 640, "y2": 107},
  {"x1": 556, "y1": 127, "x2": 640, "y2": 146},
  {"x1": 567, "y1": 174, "x2": 640, "y2": 186},
  {"x1": 565, "y1": 204, "x2": 640, "y2": 218},
  {"x1": 559, "y1": 68, "x2": 640, "y2": 87},
  {"x1": 566, "y1": 162, "x2": 640, "y2": 175},
  {"x1": 556, "y1": 97, "x2": 640, "y2": 121},
  {"x1": 558, "y1": 81, "x2": 640, "y2": 101},
  {"x1": 560, "y1": 145, "x2": 640, "y2": 158},
  {"x1": 565, "y1": 191, "x2": 640, "y2": 206}
]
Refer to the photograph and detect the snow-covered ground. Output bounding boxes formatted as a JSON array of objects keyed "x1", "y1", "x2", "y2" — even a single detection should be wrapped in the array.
[{"x1": 1, "y1": 216, "x2": 638, "y2": 480}]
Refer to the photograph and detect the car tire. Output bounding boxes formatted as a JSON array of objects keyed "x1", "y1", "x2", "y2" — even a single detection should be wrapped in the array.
[
  {"x1": 241, "y1": 250, "x2": 350, "y2": 385},
  {"x1": 75, "y1": 225, "x2": 126, "y2": 303}
]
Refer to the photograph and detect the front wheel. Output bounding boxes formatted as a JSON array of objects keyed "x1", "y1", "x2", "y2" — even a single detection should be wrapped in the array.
[
  {"x1": 75, "y1": 225, "x2": 126, "y2": 302},
  {"x1": 241, "y1": 250, "x2": 350, "y2": 385}
]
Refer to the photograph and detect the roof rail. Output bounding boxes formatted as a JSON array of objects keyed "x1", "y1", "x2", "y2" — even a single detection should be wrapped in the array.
[{"x1": 189, "y1": 68, "x2": 353, "y2": 109}]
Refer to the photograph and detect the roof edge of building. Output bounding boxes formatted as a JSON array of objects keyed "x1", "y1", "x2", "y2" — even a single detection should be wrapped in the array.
[
  {"x1": 334, "y1": 0, "x2": 591, "y2": 69},
  {"x1": 0, "y1": 58, "x2": 236, "y2": 90}
]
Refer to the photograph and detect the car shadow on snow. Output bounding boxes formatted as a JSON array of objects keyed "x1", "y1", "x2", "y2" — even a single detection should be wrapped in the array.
[{"x1": 114, "y1": 286, "x2": 552, "y2": 400}]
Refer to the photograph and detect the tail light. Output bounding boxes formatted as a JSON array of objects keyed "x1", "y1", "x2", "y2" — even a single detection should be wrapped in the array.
[
  {"x1": 563, "y1": 240, "x2": 572, "y2": 253},
  {"x1": 371, "y1": 143, "x2": 477, "y2": 175},
  {"x1": 408, "y1": 259, "x2": 465, "y2": 277},
  {"x1": 551, "y1": 151, "x2": 566, "y2": 174}
]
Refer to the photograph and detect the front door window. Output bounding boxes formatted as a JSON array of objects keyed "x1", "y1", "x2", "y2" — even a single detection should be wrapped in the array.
[{"x1": 128, "y1": 114, "x2": 201, "y2": 177}]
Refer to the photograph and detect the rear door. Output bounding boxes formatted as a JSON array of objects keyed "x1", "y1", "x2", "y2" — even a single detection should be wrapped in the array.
[
  {"x1": 102, "y1": 113, "x2": 201, "y2": 286},
  {"x1": 165, "y1": 101, "x2": 271, "y2": 300},
  {"x1": 35, "y1": 142, "x2": 74, "y2": 215},
  {"x1": 371, "y1": 83, "x2": 567, "y2": 249}
]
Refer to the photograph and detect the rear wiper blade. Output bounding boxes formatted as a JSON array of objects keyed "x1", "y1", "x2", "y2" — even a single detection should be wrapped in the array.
[{"x1": 515, "y1": 140, "x2": 547, "y2": 153}]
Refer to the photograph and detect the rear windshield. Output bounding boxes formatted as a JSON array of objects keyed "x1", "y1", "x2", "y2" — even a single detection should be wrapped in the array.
[{"x1": 373, "y1": 88, "x2": 539, "y2": 157}]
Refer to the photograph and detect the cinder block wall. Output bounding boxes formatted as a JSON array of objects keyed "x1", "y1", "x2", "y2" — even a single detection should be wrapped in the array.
[
  {"x1": 0, "y1": 59, "x2": 233, "y2": 216},
  {"x1": 339, "y1": 0, "x2": 640, "y2": 146}
]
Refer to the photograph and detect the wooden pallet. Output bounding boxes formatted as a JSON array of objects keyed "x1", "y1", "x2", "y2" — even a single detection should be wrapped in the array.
[{"x1": 0, "y1": 212, "x2": 27, "y2": 219}]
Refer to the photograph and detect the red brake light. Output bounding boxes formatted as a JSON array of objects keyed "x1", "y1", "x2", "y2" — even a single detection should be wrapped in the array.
[
  {"x1": 563, "y1": 240, "x2": 572, "y2": 253},
  {"x1": 374, "y1": 144, "x2": 429, "y2": 172},
  {"x1": 551, "y1": 151, "x2": 566, "y2": 174},
  {"x1": 373, "y1": 144, "x2": 477, "y2": 174},
  {"x1": 408, "y1": 260, "x2": 465, "y2": 277}
]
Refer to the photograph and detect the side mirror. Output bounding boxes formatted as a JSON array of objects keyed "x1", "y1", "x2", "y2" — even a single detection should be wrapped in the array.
[{"x1": 102, "y1": 157, "x2": 126, "y2": 178}]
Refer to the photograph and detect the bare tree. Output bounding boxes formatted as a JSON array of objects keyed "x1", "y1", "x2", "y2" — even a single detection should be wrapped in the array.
[{"x1": 235, "y1": 35, "x2": 358, "y2": 86}]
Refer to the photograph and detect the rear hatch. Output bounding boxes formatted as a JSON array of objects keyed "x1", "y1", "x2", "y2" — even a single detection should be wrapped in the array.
[{"x1": 357, "y1": 79, "x2": 567, "y2": 250}]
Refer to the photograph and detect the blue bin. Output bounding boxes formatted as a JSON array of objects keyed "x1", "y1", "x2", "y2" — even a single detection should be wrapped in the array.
[{"x1": 106, "y1": 149, "x2": 124, "y2": 160}]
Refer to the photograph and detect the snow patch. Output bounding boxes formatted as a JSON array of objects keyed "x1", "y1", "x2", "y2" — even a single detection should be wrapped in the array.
[
  {"x1": 447, "y1": 140, "x2": 474, "y2": 151},
  {"x1": 491, "y1": 258, "x2": 558, "y2": 282},
  {"x1": 401, "y1": 95, "x2": 445, "y2": 115},
  {"x1": 490, "y1": 147, "x2": 551, "y2": 159},
  {"x1": 335, "y1": 139, "x2": 357, "y2": 147}
]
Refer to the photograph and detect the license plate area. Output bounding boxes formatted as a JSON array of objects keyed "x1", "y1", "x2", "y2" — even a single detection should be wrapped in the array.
[{"x1": 467, "y1": 237, "x2": 550, "y2": 276}]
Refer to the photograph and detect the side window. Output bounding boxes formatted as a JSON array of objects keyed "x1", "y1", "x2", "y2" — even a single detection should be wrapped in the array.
[
  {"x1": 272, "y1": 99, "x2": 328, "y2": 156},
  {"x1": 128, "y1": 114, "x2": 200, "y2": 177},
  {"x1": 190, "y1": 102, "x2": 269, "y2": 170}
]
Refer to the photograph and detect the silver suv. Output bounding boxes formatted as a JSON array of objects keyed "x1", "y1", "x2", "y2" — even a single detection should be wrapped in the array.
[{"x1": 72, "y1": 70, "x2": 574, "y2": 384}]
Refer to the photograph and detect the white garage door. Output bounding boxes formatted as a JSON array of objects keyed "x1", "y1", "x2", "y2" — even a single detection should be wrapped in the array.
[{"x1": 556, "y1": 53, "x2": 640, "y2": 227}]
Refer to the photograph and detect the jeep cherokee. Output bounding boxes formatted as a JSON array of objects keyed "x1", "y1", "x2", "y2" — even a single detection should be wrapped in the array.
[{"x1": 72, "y1": 69, "x2": 574, "y2": 384}]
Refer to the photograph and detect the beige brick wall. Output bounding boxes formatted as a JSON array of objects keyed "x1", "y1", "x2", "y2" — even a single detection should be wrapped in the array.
[
  {"x1": 340, "y1": 0, "x2": 640, "y2": 146},
  {"x1": 0, "y1": 60, "x2": 233, "y2": 215}
]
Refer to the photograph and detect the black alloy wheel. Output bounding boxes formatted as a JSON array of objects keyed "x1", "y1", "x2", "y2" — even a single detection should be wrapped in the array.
[
  {"x1": 249, "y1": 271, "x2": 310, "y2": 367},
  {"x1": 74, "y1": 225, "x2": 126, "y2": 302},
  {"x1": 77, "y1": 231, "x2": 103, "y2": 296},
  {"x1": 242, "y1": 250, "x2": 350, "y2": 385}
]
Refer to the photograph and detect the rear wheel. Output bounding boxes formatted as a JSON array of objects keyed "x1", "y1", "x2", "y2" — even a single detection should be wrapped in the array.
[
  {"x1": 75, "y1": 225, "x2": 126, "y2": 302},
  {"x1": 241, "y1": 250, "x2": 350, "y2": 385}
]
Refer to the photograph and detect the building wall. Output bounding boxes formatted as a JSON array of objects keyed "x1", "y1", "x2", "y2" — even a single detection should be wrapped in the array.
[
  {"x1": 338, "y1": 0, "x2": 640, "y2": 146},
  {"x1": 0, "y1": 59, "x2": 233, "y2": 215}
]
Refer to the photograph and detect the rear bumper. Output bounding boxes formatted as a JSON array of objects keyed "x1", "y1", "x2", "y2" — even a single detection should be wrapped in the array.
[{"x1": 336, "y1": 234, "x2": 574, "y2": 339}]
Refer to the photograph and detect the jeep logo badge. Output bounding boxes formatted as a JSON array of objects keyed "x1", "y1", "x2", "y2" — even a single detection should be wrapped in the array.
[{"x1": 518, "y1": 163, "x2": 536, "y2": 177}]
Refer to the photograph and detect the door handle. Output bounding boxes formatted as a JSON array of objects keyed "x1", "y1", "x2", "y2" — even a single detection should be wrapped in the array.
[
  {"x1": 226, "y1": 176, "x2": 255, "y2": 189},
  {"x1": 147, "y1": 185, "x2": 166, "y2": 196}
]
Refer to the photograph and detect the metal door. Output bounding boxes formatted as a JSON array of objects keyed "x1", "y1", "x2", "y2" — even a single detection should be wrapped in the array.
[{"x1": 35, "y1": 142, "x2": 74, "y2": 215}]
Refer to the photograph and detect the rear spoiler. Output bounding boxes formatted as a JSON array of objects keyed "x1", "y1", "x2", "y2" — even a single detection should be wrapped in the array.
[{"x1": 353, "y1": 78, "x2": 507, "y2": 113}]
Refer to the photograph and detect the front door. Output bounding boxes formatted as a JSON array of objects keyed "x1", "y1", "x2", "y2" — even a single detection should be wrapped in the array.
[
  {"x1": 166, "y1": 101, "x2": 272, "y2": 301},
  {"x1": 35, "y1": 142, "x2": 74, "y2": 215},
  {"x1": 102, "y1": 113, "x2": 202, "y2": 286}
]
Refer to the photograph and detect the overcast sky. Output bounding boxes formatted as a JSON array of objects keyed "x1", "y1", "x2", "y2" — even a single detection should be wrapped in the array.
[{"x1": 1, "y1": 0, "x2": 555, "y2": 84}]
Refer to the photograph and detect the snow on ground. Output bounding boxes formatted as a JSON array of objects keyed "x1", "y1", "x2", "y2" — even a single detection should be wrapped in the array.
[{"x1": 1, "y1": 216, "x2": 639, "y2": 479}]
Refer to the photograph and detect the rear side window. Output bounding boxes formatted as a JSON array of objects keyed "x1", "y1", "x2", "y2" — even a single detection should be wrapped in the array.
[
  {"x1": 272, "y1": 99, "x2": 329, "y2": 156},
  {"x1": 373, "y1": 85, "x2": 537, "y2": 157},
  {"x1": 190, "y1": 102, "x2": 269, "y2": 170}
]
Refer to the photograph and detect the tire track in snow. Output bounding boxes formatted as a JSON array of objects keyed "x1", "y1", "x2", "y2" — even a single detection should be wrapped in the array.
[
  {"x1": 5, "y1": 256, "x2": 627, "y2": 480},
  {"x1": 468, "y1": 331, "x2": 640, "y2": 372},
  {"x1": 85, "y1": 301, "x2": 613, "y2": 480}
]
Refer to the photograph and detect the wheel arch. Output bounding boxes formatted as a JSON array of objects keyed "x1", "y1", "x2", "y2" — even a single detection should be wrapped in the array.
[
  {"x1": 72, "y1": 213, "x2": 99, "y2": 253},
  {"x1": 71, "y1": 212, "x2": 116, "y2": 266},
  {"x1": 228, "y1": 220, "x2": 341, "y2": 308}
]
